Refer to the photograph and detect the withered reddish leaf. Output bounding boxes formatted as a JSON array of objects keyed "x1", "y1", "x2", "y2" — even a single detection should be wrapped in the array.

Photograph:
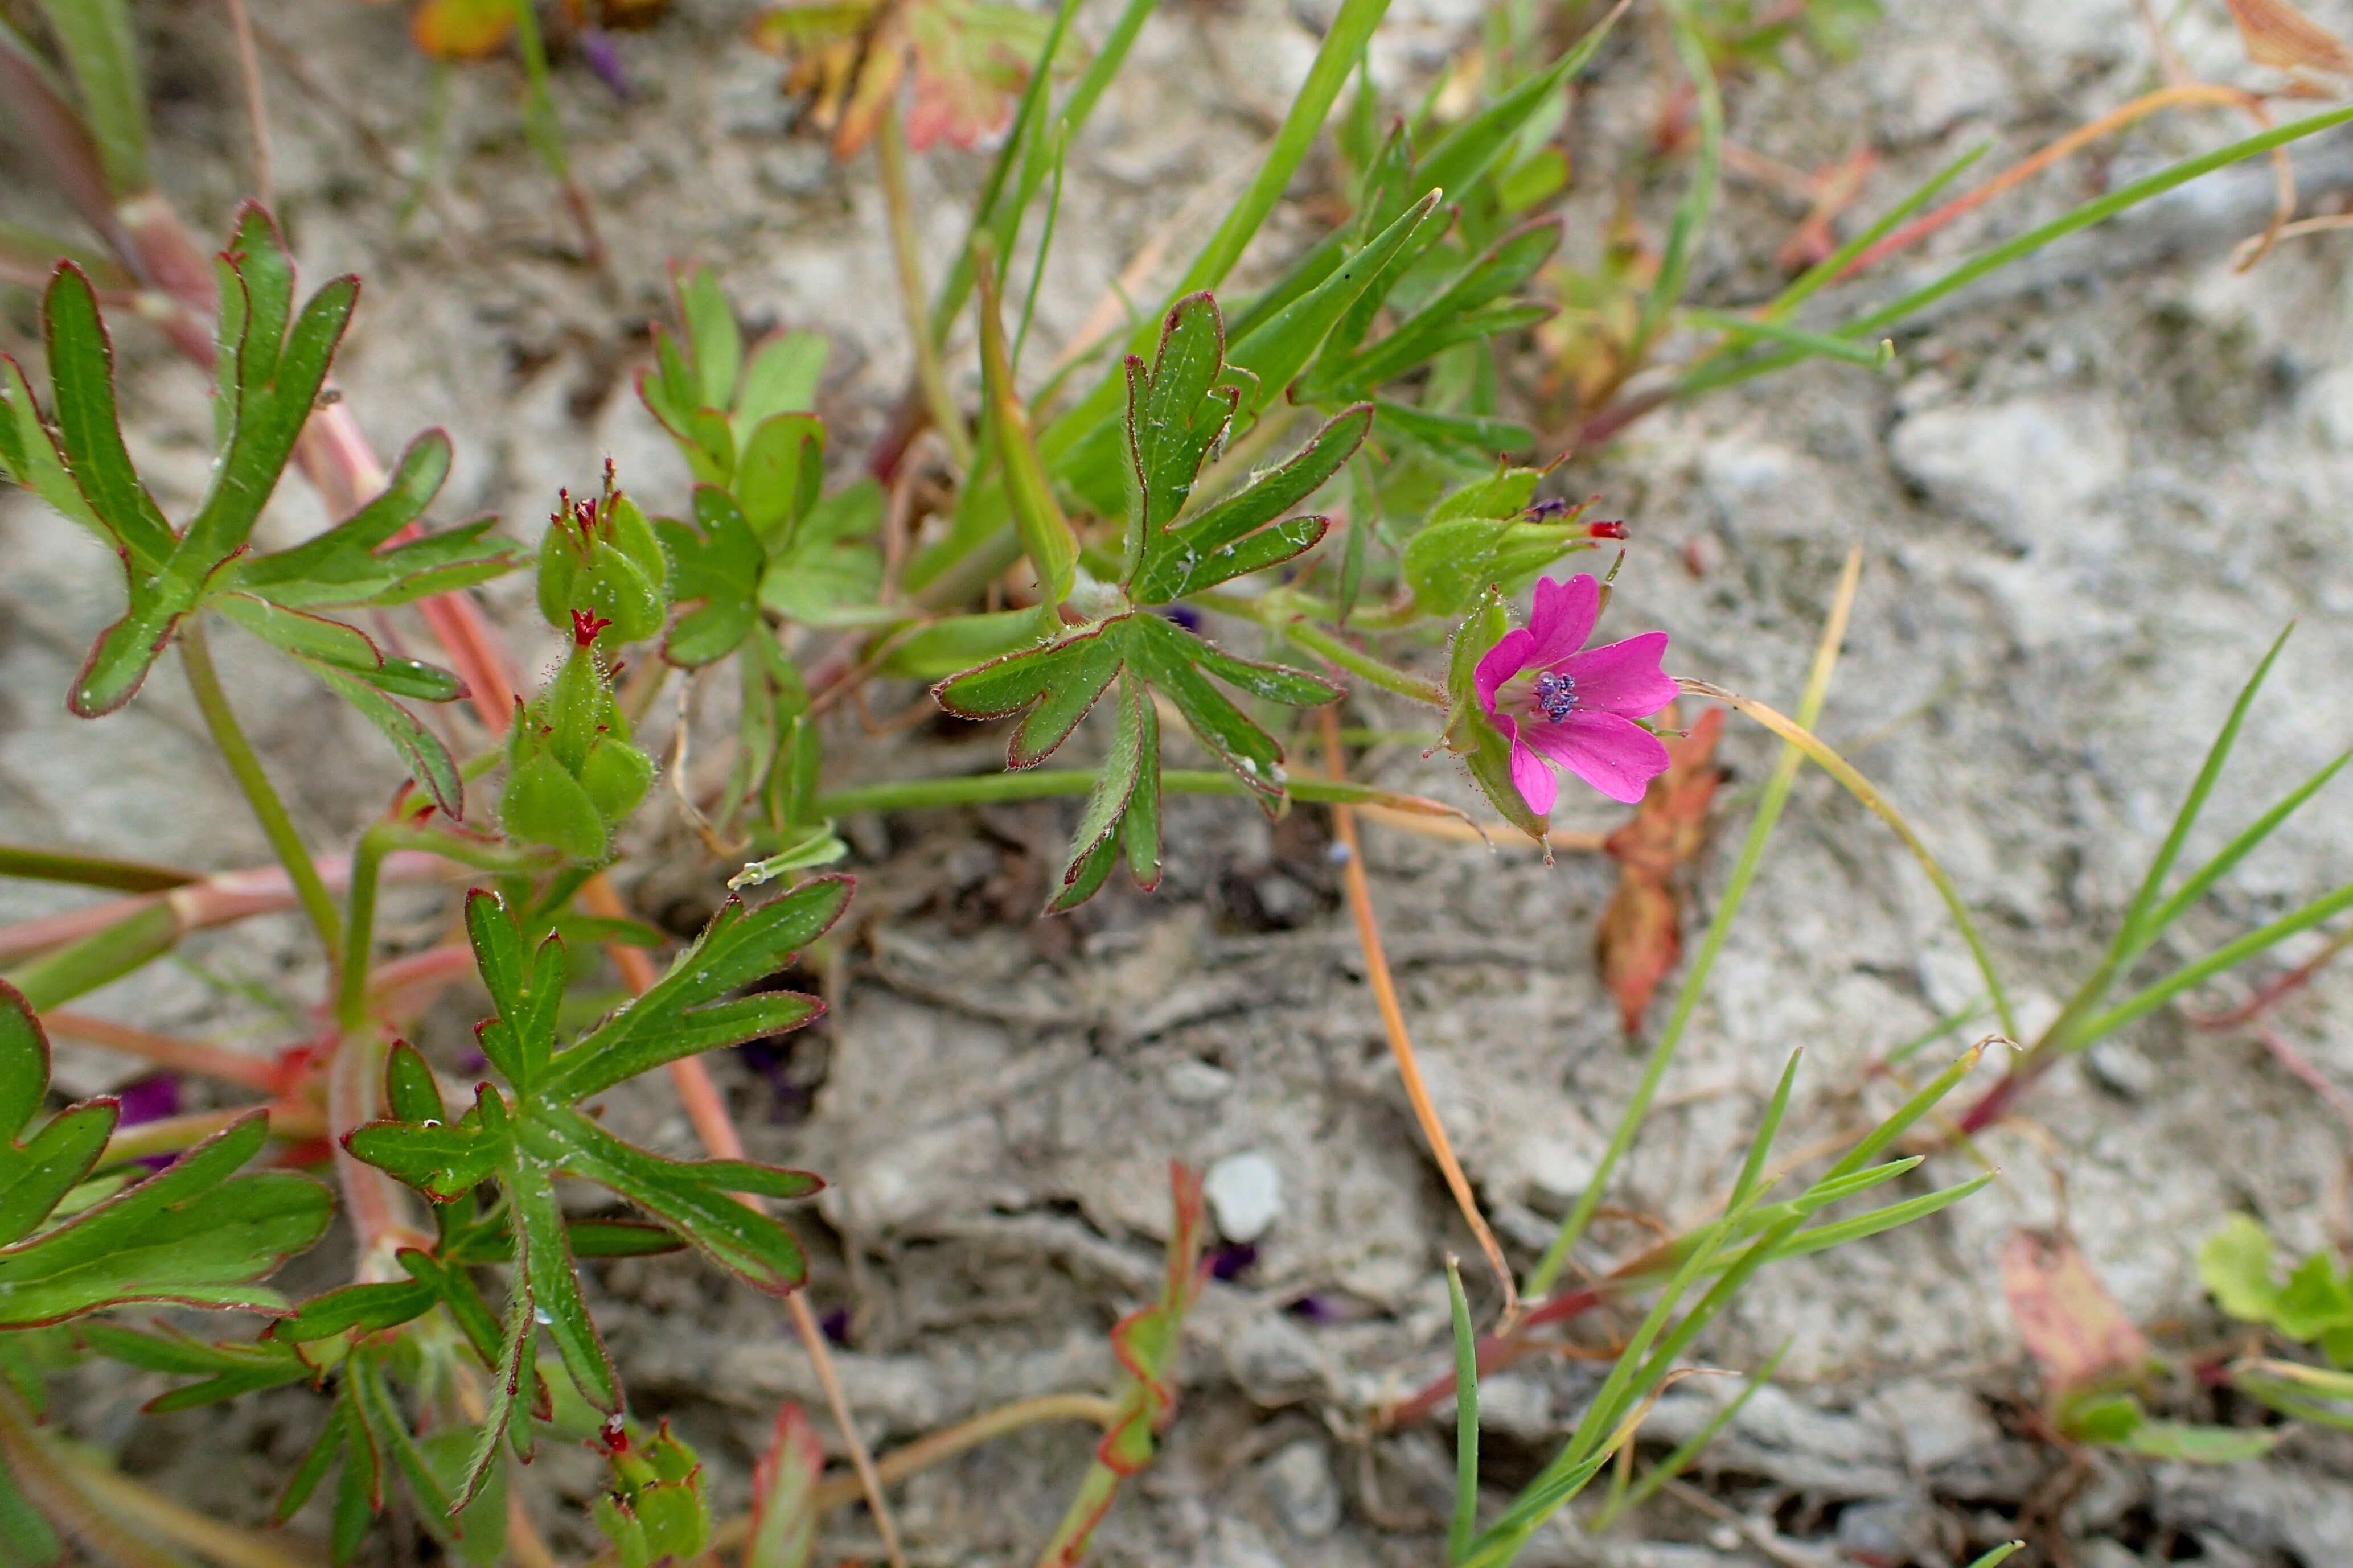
[
  {"x1": 2001, "y1": 1227, "x2": 2153, "y2": 1398},
  {"x1": 412, "y1": 0, "x2": 517, "y2": 59},
  {"x1": 1595, "y1": 706, "x2": 1726, "y2": 1034},
  {"x1": 2227, "y1": 0, "x2": 2353, "y2": 73},
  {"x1": 749, "y1": 0, "x2": 1062, "y2": 159}
]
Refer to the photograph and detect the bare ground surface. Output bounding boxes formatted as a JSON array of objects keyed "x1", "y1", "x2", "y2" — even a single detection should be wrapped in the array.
[{"x1": 9, "y1": 1, "x2": 2353, "y2": 1565}]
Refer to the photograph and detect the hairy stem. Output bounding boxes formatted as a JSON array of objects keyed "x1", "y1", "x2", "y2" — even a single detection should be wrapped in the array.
[
  {"x1": 101, "y1": 1101, "x2": 325, "y2": 1165},
  {"x1": 40, "y1": 1010, "x2": 284, "y2": 1092},
  {"x1": 335, "y1": 826, "x2": 386, "y2": 1036},
  {"x1": 1280, "y1": 621, "x2": 1446, "y2": 706},
  {"x1": 877, "y1": 111, "x2": 971, "y2": 472},
  {"x1": 178, "y1": 620, "x2": 343, "y2": 965}
]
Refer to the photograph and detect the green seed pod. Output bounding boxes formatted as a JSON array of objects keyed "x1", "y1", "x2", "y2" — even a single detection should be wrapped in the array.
[
  {"x1": 535, "y1": 470, "x2": 672, "y2": 644},
  {"x1": 592, "y1": 1421, "x2": 709, "y2": 1568}
]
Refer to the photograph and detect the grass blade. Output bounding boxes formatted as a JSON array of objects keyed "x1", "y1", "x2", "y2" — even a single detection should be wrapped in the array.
[
  {"x1": 2117, "y1": 624, "x2": 2295, "y2": 955},
  {"x1": 2073, "y1": 879, "x2": 2353, "y2": 1048},
  {"x1": 2135, "y1": 748, "x2": 2350, "y2": 961},
  {"x1": 1589, "y1": 1343, "x2": 1787, "y2": 1532},
  {"x1": 1636, "y1": 3, "x2": 1719, "y2": 355},
  {"x1": 1761, "y1": 144, "x2": 1988, "y2": 322},
  {"x1": 1446, "y1": 1257, "x2": 1479, "y2": 1562},
  {"x1": 1683, "y1": 103, "x2": 2353, "y2": 397}
]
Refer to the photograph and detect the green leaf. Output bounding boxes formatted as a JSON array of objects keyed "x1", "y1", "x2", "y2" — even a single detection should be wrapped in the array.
[
  {"x1": 678, "y1": 265, "x2": 744, "y2": 412},
  {"x1": 232, "y1": 429, "x2": 453, "y2": 595},
  {"x1": 384, "y1": 1042, "x2": 448, "y2": 1127},
  {"x1": 216, "y1": 594, "x2": 383, "y2": 672},
  {"x1": 736, "y1": 331, "x2": 829, "y2": 430},
  {"x1": 344, "y1": 1084, "x2": 511, "y2": 1201},
  {"x1": 934, "y1": 624, "x2": 1126, "y2": 769},
  {"x1": 466, "y1": 890, "x2": 565, "y2": 1093},
  {"x1": 69, "y1": 587, "x2": 194, "y2": 717},
  {"x1": 2120, "y1": 1418, "x2": 2281, "y2": 1463},
  {"x1": 544, "y1": 879, "x2": 849, "y2": 1105},
  {"x1": 40, "y1": 264, "x2": 175, "y2": 570},
  {"x1": 527, "y1": 1108, "x2": 812, "y2": 1294},
  {"x1": 1372, "y1": 400, "x2": 1535, "y2": 466},
  {"x1": 0, "y1": 353, "x2": 111, "y2": 551},
  {"x1": 735, "y1": 413, "x2": 826, "y2": 549},
  {"x1": 306, "y1": 664, "x2": 466, "y2": 820},
  {"x1": 1055, "y1": 671, "x2": 1152, "y2": 906},
  {"x1": 1132, "y1": 404, "x2": 1368, "y2": 602},
  {"x1": 2273, "y1": 1250, "x2": 2353, "y2": 1342},
  {"x1": 182, "y1": 209, "x2": 358, "y2": 571},
  {"x1": 511, "y1": 1155, "x2": 620, "y2": 1413},
  {"x1": 2200, "y1": 1215, "x2": 2282, "y2": 1326},
  {"x1": 657, "y1": 487, "x2": 767, "y2": 666},
  {"x1": 0, "y1": 1107, "x2": 332, "y2": 1327},
  {"x1": 1120, "y1": 293, "x2": 1241, "y2": 580}
]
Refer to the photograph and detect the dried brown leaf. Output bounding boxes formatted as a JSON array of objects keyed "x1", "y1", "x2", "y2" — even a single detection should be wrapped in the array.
[
  {"x1": 2227, "y1": 0, "x2": 2353, "y2": 75},
  {"x1": 1594, "y1": 705, "x2": 1725, "y2": 1033}
]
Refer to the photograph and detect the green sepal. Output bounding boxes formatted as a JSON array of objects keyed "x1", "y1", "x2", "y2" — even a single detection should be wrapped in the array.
[{"x1": 1441, "y1": 588, "x2": 1549, "y2": 847}]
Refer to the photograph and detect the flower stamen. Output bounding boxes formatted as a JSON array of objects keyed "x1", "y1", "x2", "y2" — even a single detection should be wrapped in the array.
[{"x1": 1532, "y1": 670, "x2": 1577, "y2": 723}]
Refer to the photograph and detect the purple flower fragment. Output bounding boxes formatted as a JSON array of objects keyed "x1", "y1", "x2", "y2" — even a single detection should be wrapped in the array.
[{"x1": 116, "y1": 1074, "x2": 184, "y2": 1172}]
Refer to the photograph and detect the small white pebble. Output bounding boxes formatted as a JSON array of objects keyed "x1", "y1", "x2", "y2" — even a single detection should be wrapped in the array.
[{"x1": 1204, "y1": 1151, "x2": 1283, "y2": 1243}]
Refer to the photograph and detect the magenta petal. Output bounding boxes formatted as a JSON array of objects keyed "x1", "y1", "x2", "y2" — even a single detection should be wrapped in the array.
[
  {"x1": 1522, "y1": 711, "x2": 1670, "y2": 805},
  {"x1": 1474, "y1": 627, "x2": 1537, "y2": 715},
  {"x1": 1559, "y1": 632, "x2": 1676, "y2": 717},
  {"x1": 1522, "y1": 575, "x2": 1600, "y2": 668},
  {"x1": 1508, "y1": 735, "x2": 1558, "y2": 816}
]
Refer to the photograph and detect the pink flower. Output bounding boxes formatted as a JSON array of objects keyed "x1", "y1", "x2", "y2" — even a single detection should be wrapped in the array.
[{"x1": 1473, "y1": 574, "x2": 1677, "y2": 812}]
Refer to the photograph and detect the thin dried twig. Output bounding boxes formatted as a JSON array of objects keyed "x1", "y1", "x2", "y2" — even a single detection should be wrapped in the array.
[
  {"x1": 1319, "y1": 707, "x2": 1519, "y2": 1326},
  {"x1": 221, "y1": 0, "x2": 274, "y2": 207}
]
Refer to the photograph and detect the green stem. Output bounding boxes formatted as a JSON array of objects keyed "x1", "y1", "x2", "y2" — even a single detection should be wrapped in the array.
[
  {"x1": 877, "y1": 111, "x2": 972, "y2": 471},
  {"x1": 1525, "y1": 554, "x2": 1858, "y2": 1298},
  {"x1": 1280, "y1": 620, "x2": 1445, "y2": 705},
  {"x1": 179, "y1": 620, "x2": 343, "y2": 965},
  {"x1": 335, "y1": 826, "x2": 386, "y2": 1035},
  {"x1": 817, "y1": 768, "x2": 1425, "y2": 816}
]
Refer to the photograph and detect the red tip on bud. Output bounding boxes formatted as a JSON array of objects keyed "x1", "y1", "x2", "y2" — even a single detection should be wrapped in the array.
[
  {"x1": 1586, "y1": 520, "x2": 1629, "y2": 540},
  {"x1": 596, "y1": 1414, "x2": 629, "y2": 1456},
  {"x1": 572, "y1": 609, "x2": 613, "y2": 647}
]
